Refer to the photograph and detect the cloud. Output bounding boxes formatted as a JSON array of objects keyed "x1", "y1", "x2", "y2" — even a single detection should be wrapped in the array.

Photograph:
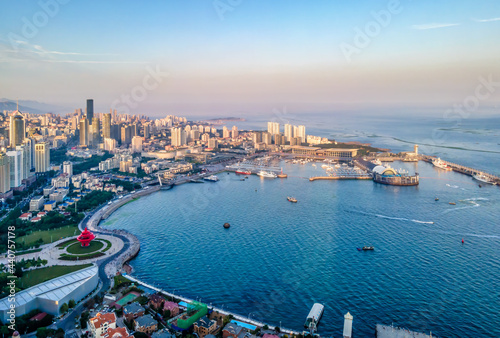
[
  {"x1": 411, "y1": 23, "x2": 460, "y2": 30},
  {"x1": 474, "y1": 17, "x2": 500, "y2": 23},
  {"x1": 42, "y1": 60, "x2": 148, "y2": 64}
]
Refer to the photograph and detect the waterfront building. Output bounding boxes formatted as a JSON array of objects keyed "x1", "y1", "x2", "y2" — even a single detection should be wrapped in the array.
[
  {"x1": 297, "y1": 125, "x2": 306, "y2": 143},
  {"x1": 79, "y1": 118, "x2": 89, "y2": 146},
  {"x1": 90, "y1": 312, "x2": 117, "y2": 338},
  {"x1": 284, "y1": 123, "x2": 293, "y2": 141},
  {"x1": 63, "y1": 161, "x2": 73, "y2": 177},
  {"x1": 131, "y1": 136, "x2": 143, "y2": 153},
  {"x1": 105, "y1": 327, "x2": 130, "y2": 338},
  {"x1": 222, "y1": 323, "x2": 244, "y2": 338},
  {"x1": 193, "y1": 316, "x2": 217, "y2": 338},
  {"x1": 290, "y1": 137, "x2": 301, "y2": 146},
  {"x1": 35, "y1": 142, "x2": 50, "y2": 173},
  {"x1": 6, "y1": 150, "x2": 24, "y2": 187},
  {"x1": 262, "y1": 132, "x2": 272, "y2": 145},
  {"x1": 162, "y1": 301, "x2": 180, "y2": 317},
  {"x1": 0, "y1": 265, "x2": 98, "y2": 322},
  {"x1": 0, "y1": 154, "x2": 10, "y2": 194},
  {"x1": 29, "y1": 195, "x2": 45, "y2": 211}
]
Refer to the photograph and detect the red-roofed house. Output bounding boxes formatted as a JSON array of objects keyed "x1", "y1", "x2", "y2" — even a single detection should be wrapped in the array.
[
  {"x1": 31, "y1": 217, "x2": 42, "y2": 223},
  {"x1": 37, "y1": 211, "x2": 47, "y2": 217},
  {"x1": 89, "y1": 312, "x2": 117, "y2": 338},
  {"x1": 30, "y1": 312, "x2": 47, "y2": 322},
  {"x1": 104, "y1": 327, "x2": 130, "y2": 338},
  {"x1": 19, "y1": 213, "x2": 32, "y2": 221},
  {"x1": 163, "y1": 301, "x2": 179, "y2": 317}
]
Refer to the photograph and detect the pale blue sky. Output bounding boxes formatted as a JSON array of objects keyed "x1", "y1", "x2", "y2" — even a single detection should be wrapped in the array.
[{"x1": 0, "y1": 0, "x2": 499, "y2": 115}]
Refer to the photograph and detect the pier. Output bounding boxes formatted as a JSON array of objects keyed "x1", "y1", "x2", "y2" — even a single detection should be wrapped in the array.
[
  {"x1": 309, "y1": 176, "x2": 371, "y2": 181},
  {"x1": 376, "y1": 324, "x2": 435, "y2": 338},
  {"x1": 122, "y1": 275, "x2": 300, "y2": 335}
]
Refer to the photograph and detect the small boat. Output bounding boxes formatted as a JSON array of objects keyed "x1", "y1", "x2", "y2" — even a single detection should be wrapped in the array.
[
  {"x1": 473, "y1": 173, "x2": 496, "y2": 185},
  {"x1": 435, "y1": 197, "x2": 439, "y2": 201},
  {"x1": 358, "y1": 246, "x2": 374, "y2": 251},
  {"x1": 203, "y1": 175, "x2": 219, "y2": 182},
  {"x1": 287, "y1": 196, "x2": 297, "y2": 203},
  {"x1": 240, "y1": 178, "x2": 245, "y2": 181},
  {"x1": 257, "y1": 170, "x2": 277, "y2": 178},
  {"x1": 449, "y1": 202, "x2": 456, "y2": 205}
]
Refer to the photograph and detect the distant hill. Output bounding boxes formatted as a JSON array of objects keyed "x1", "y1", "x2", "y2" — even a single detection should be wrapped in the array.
[{"x1": 0, "y1": 99, "x2": 67, "y2": 114}]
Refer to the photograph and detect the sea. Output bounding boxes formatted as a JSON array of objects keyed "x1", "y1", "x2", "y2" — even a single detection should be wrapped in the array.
[{"x1": 102, "y1": 112, "x2": 500, "y2": 337}]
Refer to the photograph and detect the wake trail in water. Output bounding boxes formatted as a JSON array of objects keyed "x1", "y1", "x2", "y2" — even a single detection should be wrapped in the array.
[
  {"x1": 441, "y1": 197, "x2": 488, "y2": 214},
  {"x1": 354, "y1": 210, "x2": 434, "y2": 224}
]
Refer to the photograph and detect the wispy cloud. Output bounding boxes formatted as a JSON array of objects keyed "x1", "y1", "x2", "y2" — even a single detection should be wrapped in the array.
[
  {"x1": 42, "y1": 60, "x2": 148, "y2": 64},
  {"x1": 474, "y1": 17, "x2": 500, "y2": 23},
  {"x1": 411, "y1": 23, "x2": 460, "y2": 30}
]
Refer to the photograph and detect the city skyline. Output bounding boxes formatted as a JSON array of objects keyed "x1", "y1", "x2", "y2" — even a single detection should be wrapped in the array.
[{"x1": 1, "y1": 1, "x2": 499, "y2": 116}]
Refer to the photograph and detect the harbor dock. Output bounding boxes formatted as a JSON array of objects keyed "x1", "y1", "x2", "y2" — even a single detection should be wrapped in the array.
[{"x1": 309, "y1": 176, "x2": 371, "y2": 181}]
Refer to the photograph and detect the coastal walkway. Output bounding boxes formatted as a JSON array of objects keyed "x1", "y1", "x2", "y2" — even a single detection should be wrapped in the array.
[
  {"x1": 376, "y1": 324, "x2": 434, "y2": 338},
  {"x1": 123, "y1": 275, "x2": 300, "y2": 335},
  {"x1": 421, "y1": 155, "x2": 500, "y2": 184}
]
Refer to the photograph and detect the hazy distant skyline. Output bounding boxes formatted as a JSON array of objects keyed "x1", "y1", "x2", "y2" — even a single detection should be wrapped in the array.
[{"x1": 1, "y1": 0, "x2": 499, "y2": 116}]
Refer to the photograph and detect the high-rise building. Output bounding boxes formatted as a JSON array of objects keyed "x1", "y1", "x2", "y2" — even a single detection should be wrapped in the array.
[
  {"x1": 16, "y1": 145, "x2": 30, "y2": 179},
  {"x1": 121, "y1": 125, "x2": 132, "y2": 145},
  {"x1": 251, "y1": 132, "x2": 262, "y2": 144},
  {"x1": 208, "y1": 138, "x2": 218, "y2": 149},
  {"x1": 0, "y1": 154, "x2": 11, "y2": 194},
  {"x1": 9, "y1": 113, "x2": 25, "y2": 148},
  {"x1": 262, "y1": 132, "x2": 272, "y2": 145},
  {"x1": 6, "y1": 150, "x2": 24, "y2": 188},
  {"x1": 222, "y1": 126, "x2": 230, "y2": 138},
  {"x1": 86, "y1": 99, "x2": 94, "y2": 121},
  {"x1": 63, "y1": 161, "x2": 73, "y2": 177},
  {"x1": 103, "y1": 113, "x2": 111, "y2": 139},
  {"x1": 79, "y1": 118, "x2": 89, "y2": 146},
  {"x1": 91, "y1": 118, "x2": 100, "y2": 146},
  {"x1": 143, "y1": 124, "x2": 150, "y2": 139},
  {"x1": 104, "y1": 138, "x2": 117, "y2": 152},
  {"x1": 297, "y1": 125, "x2": 306, "y2": 143},
  {"x1": 267, "y1": 121, "x2": 280, "y2": 136},
  {"x1": 284, "y1": 124, "x2": 293, "y2": 141},
  {"x1": 22, "y1": 138, "x2": 35, "y2": 170},
  {"x1": 35, "y1": 142, "x2": 50, "y2": 173},
  {"x1": 231, "y1": 126, "x2": 239, "y2": 139},
  {"x1": 131, "y1": 136, "x2": 143, "y2": 153},
  {"x1": 171, "y1": 127, "x2": 186, "y2": 147}
]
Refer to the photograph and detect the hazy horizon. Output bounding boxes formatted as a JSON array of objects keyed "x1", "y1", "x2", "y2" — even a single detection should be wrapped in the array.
[{"x1": 1, "y1": 0, "x2": 499, "y2": 116}]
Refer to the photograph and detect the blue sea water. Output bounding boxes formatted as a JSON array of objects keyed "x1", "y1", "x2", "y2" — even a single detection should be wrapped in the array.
[{"x1": 102, "y1": 160, "x2": 500, "y2": 337}]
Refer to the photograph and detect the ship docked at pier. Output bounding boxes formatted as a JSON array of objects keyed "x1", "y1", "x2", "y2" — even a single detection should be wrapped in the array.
[
  {"x1": 304, "y1": 303, "x2": 324, "y2": 333},
  {"x1": 432, "y1": 158, "x2": 453, "y2": 171},
  {"x1": 257, "y1": 170, "x2": 277, "y2": 178}
]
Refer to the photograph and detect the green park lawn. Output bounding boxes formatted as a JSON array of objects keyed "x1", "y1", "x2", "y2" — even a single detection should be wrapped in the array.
[
  {"x1": 19, "y1": 264, "x2": 92, "y2": 289},
  {"x1": 16, "y1": 226, "x2": 79, "y2": 247},
  {"x1": 66, "y1": 240, "x2": 105, "y2": 255}
]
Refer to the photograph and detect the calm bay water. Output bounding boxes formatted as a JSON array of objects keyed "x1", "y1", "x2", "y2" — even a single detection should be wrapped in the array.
[{"x1": 102, "y1": 161, "x2": 500, "y2": 337}]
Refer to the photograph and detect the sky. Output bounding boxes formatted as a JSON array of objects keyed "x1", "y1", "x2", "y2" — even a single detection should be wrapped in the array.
[{"x1": 0, "y1": 0, "x2": 499, "y2": 117}]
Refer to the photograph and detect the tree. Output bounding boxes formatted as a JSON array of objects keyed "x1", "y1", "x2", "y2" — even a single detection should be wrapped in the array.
[
  {"x1": 0, "y1": 326, "x2": 10, "y2": 338},
  {"x1": 60, "y1": 303, "x2": 69, "y2": 314},
  {"x1": 134, "y1": 332, "x2": 148, "y2": 338},
  {"x1": 263, "y1": 325, "x2": 269, "y2": 330},
  {"x1": 163, "y1": 309, "x2": 171, "y2": 320},
  {"x1": 68, "y1": 299, "x2": 76, "y2": 308},
  {"x1": 275, "y1": 327, "x2": 281, "y2": 333}
]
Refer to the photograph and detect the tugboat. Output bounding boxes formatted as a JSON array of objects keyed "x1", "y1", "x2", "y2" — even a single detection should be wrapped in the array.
[{"x1": 287, "y1": 196, "x2": 297, "y2": 203}]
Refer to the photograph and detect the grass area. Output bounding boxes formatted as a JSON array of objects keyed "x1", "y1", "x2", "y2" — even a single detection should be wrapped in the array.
[
  {"x1": 116, "y1": 292, "x2": 139, "y2": 306},
  {"x1": 56, "y1": 238, "x2": 78, "y2": 248},
  {"x1": 66, "y1": 240, "x2": 104, "y2": 254},
  {"x1": 101, "y1": 239, "x2": 112, "y2": 252},
  {"x1": 16, "y1": 226, "x2": 79, "y2": 247},
  {"x1": 18, "y1": 248, "x2": 43, "y2": 256},
  {"x1": 19, "y1": 264, "x2": 92, "y2": 289}
]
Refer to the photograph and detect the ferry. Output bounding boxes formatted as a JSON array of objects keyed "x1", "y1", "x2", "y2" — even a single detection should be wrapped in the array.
[
  {"x1": 287, "y1": 196, "x2": 297, "y2": 203},
  {"x1": 257, "y1": 170, "x2": 277, "y2": 178},
  {"x1": 203, "y1": 175, "x2": 219, "y2": 182},
  {"x1": 473, "y1": 174, "x2": 497, "y2": 185},
  {"x1": 432, "y1": 158, "x2": 453, "y2": 171},
  {"x1": 304, "y1": 303, "x2": 324, "y2": 332},
  {"x1": 235, "y1": 170, "x2": 252, "y2": 175}
]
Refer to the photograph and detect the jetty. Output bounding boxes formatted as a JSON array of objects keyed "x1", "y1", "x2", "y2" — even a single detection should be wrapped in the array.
[
  {"x1": 309, "y1": 176, "x2": 371, "y2": 181},
  {"x1": 376, "y1": 324, "x2": 435, "y2": 338}
]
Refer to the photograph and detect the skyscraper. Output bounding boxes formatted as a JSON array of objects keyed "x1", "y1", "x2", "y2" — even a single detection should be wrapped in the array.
[
  {"x1": 103, "y1": 113, "x2": 111, "y2": 139},
  {"x1": 297, "y1": 125, "x2": 306, "y2": 143},
  {"x1": 121, "y1": 125, "x2": 132, "y2": 145},
  {"x1": 63, "y1": 161, "x2": 73, "y2": 177},
  {"x1": 79, "y1": 118, "x2": 89, "y2": 146},
  {"x1": 9, "y1": 114, "x2": 25, "y2": 148},
  {"x1": 35, "y1": 142, "x2": 50, "y2": 173},
  {"x1": 143, "y1": 124, "x2": 150, "y2": 139},
  {"x1": 131, "y1": 136, "x2": 143, "y2": 153},
  {"x1": 92, "y1": 118, "x2": 100, "y2": 146},
  {"x1": 284, "y1": 124, "x2": 293, "y2": 141},
  {"x1": 6, "y1": 150, "x2": 24, "y2": 188},
  {"x1": 267, "y1": 121, "x2": 280, "y2": 135},
  {"x1": 86, "y1": 99, "x2": 94, "y2": 121},
  {"x1": 171, "y1": 127, "x2": 186, "y2": 146}
]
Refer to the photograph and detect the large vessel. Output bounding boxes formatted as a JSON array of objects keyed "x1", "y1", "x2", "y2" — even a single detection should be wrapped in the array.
[
  {"x1": 257, "y1": 170, "x2": 277, "y2": 178},
  {"x1": 473, "y1": 174, "x2": 497, "y2": 185},
  {"x1": 432, "y1": 158, "x2": 453, "y2": 171},
  {"x1": 203, "y1": 175, "x2": 219, "y2": 182},
  {"x1": 304, "y1": 303, "x2": 324, "y2": 332},
  {"x1": 235, "y1": 170, "x2": 252, "y2": 175}
]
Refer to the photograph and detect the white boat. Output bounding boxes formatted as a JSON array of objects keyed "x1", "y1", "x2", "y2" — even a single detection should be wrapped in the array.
[
  {"x1": 372, "y1": 159, "x2": 382, "y2": 165},
  {"x1": 304, "y1": 303, "x2": 324, "y2": 332},
  {"x1": 203, "y1": 175, "x2": 219, "y2": 182},
  {"x1": 257, "y1": 170, "x2": 277, "y2": 178},
  {"x1": 432, "y1": 158, "x2": 452, "y2": 171},
  {"x1": 473, "y1": 174, "x2": 497, "y2": 185}
]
